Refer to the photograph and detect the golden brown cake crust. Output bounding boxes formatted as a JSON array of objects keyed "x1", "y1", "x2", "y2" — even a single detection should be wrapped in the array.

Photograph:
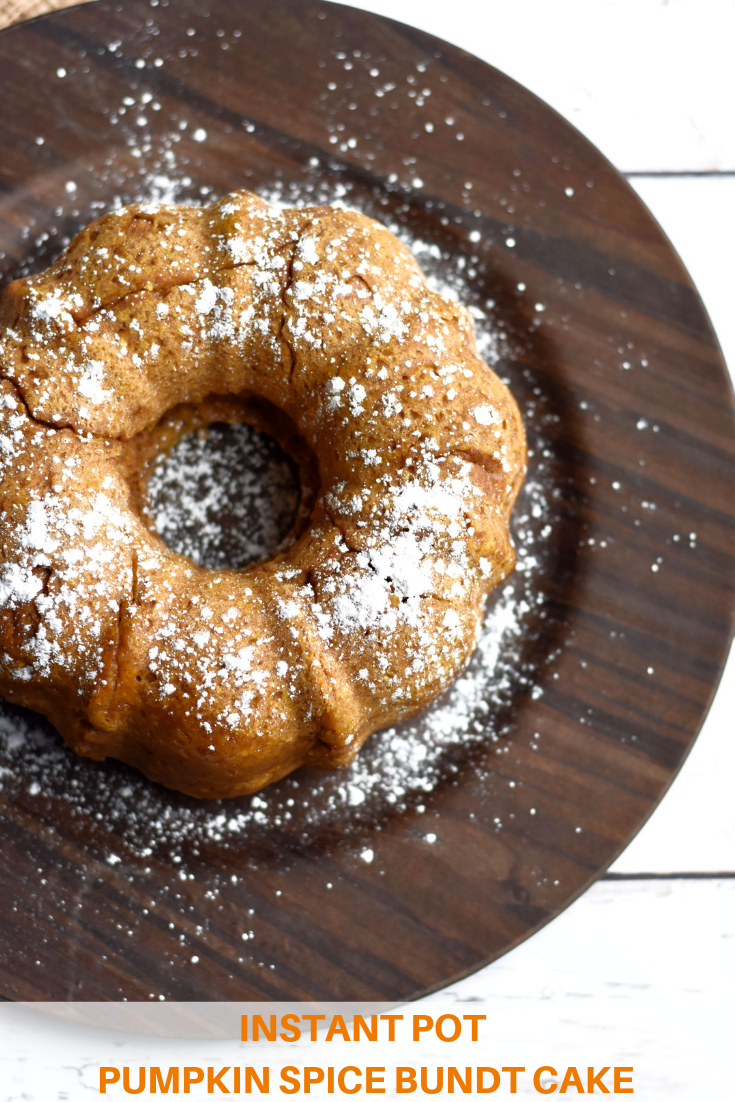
[{"x1": 0, "y1": 191, "x2": 526, "y2": 798}]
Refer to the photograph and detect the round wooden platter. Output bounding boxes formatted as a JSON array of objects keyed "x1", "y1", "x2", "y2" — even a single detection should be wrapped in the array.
[{"x1": 0, "y1": 0, "x2": 732, "y2": 1004}]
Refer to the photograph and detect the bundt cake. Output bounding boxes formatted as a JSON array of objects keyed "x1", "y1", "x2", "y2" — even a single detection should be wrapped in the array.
[{"x1": 0, "y1": 190, "x2": 525, "y2": 798}]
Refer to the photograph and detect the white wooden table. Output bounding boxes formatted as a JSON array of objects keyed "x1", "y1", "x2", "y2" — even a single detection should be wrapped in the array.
[{"x1": 0, "y1": 2, "x2": 732, "y2": 1098}]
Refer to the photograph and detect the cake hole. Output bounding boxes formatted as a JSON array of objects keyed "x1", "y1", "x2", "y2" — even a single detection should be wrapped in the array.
[{"x1": 147, "y1": 421, "x2": 301, "y2": 570}]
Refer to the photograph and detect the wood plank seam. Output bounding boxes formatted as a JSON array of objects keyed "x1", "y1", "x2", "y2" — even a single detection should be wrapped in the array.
[
  {"x1": 603, "y1": 871, "x2": 735, "y2": 880},
  {"x1": 626, "y1": 171, "x2": 735, "y2": 177}
]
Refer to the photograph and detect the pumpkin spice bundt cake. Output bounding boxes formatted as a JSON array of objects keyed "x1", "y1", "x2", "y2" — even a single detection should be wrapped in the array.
[{"x1": 0, "y1": 190, "x2": 525, "y2": 798}]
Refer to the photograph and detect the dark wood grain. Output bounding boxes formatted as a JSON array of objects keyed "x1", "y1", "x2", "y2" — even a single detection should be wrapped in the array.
[{"x1": 0, "y1": 0, "x2": 732, "y2": 1003}]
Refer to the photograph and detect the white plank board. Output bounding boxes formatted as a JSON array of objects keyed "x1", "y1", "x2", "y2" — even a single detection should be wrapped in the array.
[
  {"x1": 343, "y1": 0, "x2": 735, "y2": 173},
  {"x1": 0, "y1": 879, "x2": 731, "y2": 1099}
]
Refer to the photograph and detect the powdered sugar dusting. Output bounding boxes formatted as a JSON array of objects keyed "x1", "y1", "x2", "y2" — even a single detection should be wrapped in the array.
[{"x1": 147, "y1": 423, "x2": 300, "y2": 571}]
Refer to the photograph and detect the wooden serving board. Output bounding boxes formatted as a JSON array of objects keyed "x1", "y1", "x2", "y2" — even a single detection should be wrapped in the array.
[{"x1": 0, "y1": 0, "x2": 732, "y2": 1003}]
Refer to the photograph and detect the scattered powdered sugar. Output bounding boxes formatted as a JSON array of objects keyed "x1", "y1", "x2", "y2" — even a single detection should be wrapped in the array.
[
  {"x1": 147, "y1": 422, "x2": 301, "y2": 571},
  {"x1": 0, "y1": 563, "x2": 44, "y2": 607},
  {"x1": 77, "y1": 358, "x2": 113, "y2": 406}
]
